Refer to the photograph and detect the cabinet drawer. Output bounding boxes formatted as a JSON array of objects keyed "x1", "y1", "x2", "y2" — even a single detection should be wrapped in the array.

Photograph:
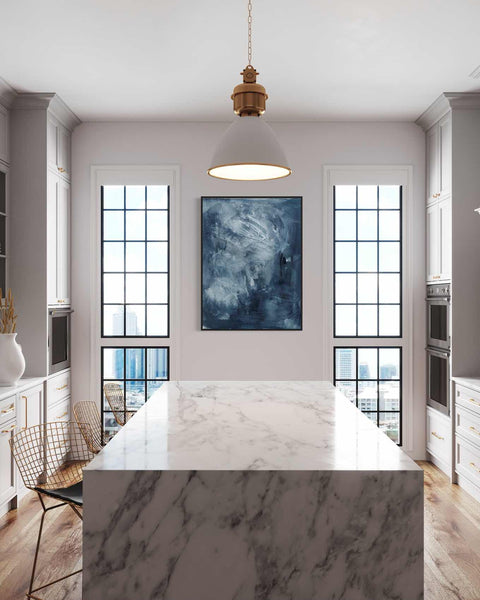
[
  {"x1": 427, "y1": 408, "x2": 451, "y2": 462},
  {"x1": 456, "y1": 405, "x2": 480, "y2": 449},
  {"x1": 456, "y1": 435, "x2": 480, "y2": 491},
  {"x1": 456, "y1": 384, "x2": 480, "y2": 418},
  {"x1": 47, "y1": 371, "x2": 71, "y2": 406},
  {"x1": 47, "y1": 397, "x2": 70, "y2": 423},
  {"x1": 0, "y1": 396, "x2": 16, "y2": 427}
]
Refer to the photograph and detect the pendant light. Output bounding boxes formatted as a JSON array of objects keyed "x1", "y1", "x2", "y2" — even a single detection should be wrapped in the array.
[{"x1": 208, "y1": 0, "x2": 291, "y2": 181}]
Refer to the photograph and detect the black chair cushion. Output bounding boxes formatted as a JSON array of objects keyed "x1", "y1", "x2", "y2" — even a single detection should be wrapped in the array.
[{"x1": 35, "y1": 481, "x2": 83, "y2": 507}]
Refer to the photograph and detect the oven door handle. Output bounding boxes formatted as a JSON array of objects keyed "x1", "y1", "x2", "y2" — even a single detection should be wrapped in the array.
[
  {"x1": 426, "y1": 347, "x2": 450, "y2": 358},
  {"x1": 49, "y1": 308, "x2": 74, "y2": 315}
]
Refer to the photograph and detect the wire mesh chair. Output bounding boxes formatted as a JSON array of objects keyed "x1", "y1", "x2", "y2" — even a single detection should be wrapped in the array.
[
  {"x1": 9, "y1": 421, "x2": 94, "y2": 600},
  {"x1": 73, "y1": 401, "x2": 105, "y2": 454},
  {"x1": 103, "y1": 382, "x2": 135, "y2": 426}
]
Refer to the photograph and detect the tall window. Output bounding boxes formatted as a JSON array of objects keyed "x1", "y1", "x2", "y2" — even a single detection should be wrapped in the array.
[
  {"x1": 334, "y1": 185, "x2": 401, "y2": 337},
  {"x1": 101, "y1": 185, "x2": 169, "y2": 337},
  {"x1": 99, "y1": 182, "x2": 172, "y2": 435},
  {"x1": 333, "y1": 184, "x2": 403, "y2": 444}
]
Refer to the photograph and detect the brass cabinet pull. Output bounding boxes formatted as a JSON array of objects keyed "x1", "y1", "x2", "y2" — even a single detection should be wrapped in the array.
[
  {"x1": 468, "y1": 397, "x2": 480, "y2": 407},
  {"x1": 1, "y1": 404, "x2": 14, "y2": 414},
  {"x1": 469, "y1": 425, "x2": 480, "y2": 436},
  {"x1": 432, "y1": 275, "x2": 441, "y2": 280},
  {"x1": 55, "y1": 411, "x2": 68, "y2": 419},
  {"x1": 431, "y1": 431, "x2": 444, "y2": 440},
  {"x1": 1, "y1": 423, "x2": 15, "y2": 434},
  {"x1": 469, "y1": 461, "x2": 480, "y2": 473},
  {"x1": 58, "y1": 167, "x2": 66, "y2": 173},
  {"x1": 56, "y1": 384, "x2": 68, "y2": 391}
]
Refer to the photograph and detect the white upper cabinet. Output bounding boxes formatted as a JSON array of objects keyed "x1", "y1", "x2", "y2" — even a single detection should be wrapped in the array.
[
  {"x1": 426, "y1": 114, "x2": 452, "y2": 205},
  {"x1": 47, "y1": 172, "x2": 70, "y2": 306},
  {"x1": 0, "y1": 105, "x2": 8, "y2": 165},
  {"x1": 47, "y1": 116, "x2": 71, "y2": 181},
  {"x1": 438, "y1": 197, "x2": 451, "y2": 281},
  {"x1": 427, "y1": 197, "x2": 451, "y2": 283},
  {"x1": 439, "y1": 115, "x2": 452, "y2": 200}
]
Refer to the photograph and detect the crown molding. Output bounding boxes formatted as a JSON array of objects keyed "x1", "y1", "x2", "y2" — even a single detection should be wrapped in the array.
[
  {"x1": 416, "y1": 92, "x2": 480, "y2": 130},
  {"x1": 13, "y1": 92, "x2": 81, "y2": 131},
  {"x1": 0, "y1": 77, "x2": 17, "y2": 109}
]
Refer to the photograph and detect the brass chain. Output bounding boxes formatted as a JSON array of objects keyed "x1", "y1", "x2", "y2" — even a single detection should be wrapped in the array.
[{"x1": 247, "y1": 0, "x2": 253, "y2": 65}]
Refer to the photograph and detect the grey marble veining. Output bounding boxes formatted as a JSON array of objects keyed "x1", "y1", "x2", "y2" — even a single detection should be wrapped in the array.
[
  {"x1": 83, "y1": 381, "x2": 423, "y2": 600},
  {"x1": 85, "y1": 380, "x2": 419, "y2": 472}
]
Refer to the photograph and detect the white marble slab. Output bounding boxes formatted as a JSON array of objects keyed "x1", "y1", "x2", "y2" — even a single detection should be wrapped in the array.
[
  {"x1": 86, "y1": 380, "x2": 419, "y2": 472},
  {"x1": 452, "y1": 376, "x2": 480, "y2": 394},
  {"x1": 0, "y1": 376, "x2": 45, "y2": 401},
  {"x1": 83, "y1": 381, "x2": 423, "y2": 600}
]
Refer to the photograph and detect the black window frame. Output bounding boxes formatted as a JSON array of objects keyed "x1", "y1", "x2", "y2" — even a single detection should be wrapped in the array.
[
  {"x1": 333, "y1": 346, "x2": 402, "y2": 445},
  {"x1": 333, "y1": 185, "x2": 403, "y2": 338},
  {"x1": 101, "y1": 346, "x2": 170, "y2": 437},
  {"x1": 101, "y1": 185, "x2": 171, "y2": 338}
]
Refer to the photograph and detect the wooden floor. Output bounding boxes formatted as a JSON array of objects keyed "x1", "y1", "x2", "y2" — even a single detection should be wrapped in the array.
[{"x1": 0, "y1": 463, "x2": 479, "y2": 599}]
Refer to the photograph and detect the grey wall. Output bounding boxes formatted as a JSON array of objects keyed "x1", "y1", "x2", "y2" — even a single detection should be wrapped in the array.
[{"x1": 71, "y1": 120, "x2": 426, "y2": 458}]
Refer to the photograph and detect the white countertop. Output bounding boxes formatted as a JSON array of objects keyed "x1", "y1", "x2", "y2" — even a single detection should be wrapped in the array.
[
  {"x1": 452, "y1": 376, "x2": 480, "y2": 393},
  {"x1": 86, "y1": 381, "x2": 419, "y2": 472},
  {"x1": 0, "y1": 377, "x2": 45, "y2": 402}
]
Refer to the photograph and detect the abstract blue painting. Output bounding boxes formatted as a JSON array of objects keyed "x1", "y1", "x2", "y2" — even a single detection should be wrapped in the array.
[{"x1": 201, "y1": 197, "x2": 302, "y2": 330}]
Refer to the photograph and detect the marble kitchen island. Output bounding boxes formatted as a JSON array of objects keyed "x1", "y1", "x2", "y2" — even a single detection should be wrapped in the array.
[{"x1": 83, "y1": 381, "x2": 423, "y2": 600}]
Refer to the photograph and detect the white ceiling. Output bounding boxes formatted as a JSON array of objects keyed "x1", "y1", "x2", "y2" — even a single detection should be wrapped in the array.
[{"x1": 1, "y1": 0, "x2": 480, "y2": 122}]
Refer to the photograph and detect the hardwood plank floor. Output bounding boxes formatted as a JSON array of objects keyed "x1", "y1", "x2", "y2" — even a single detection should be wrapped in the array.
[{"x1": 0, "y1": 463, "x2": 479, "y2": 599}]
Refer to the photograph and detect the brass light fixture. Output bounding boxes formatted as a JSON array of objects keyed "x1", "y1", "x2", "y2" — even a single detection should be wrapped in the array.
[{"x1": 208, "y1": 0, "x2": 291, "y2": 181}]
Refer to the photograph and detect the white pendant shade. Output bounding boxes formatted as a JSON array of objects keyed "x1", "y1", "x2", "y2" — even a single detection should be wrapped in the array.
[{"x1": 208, "y1": 116, "x2": 291, "y2": 181}]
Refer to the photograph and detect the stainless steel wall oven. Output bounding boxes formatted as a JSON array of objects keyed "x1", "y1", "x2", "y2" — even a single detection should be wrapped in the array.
[
  {"x1": 48, "y1": 308, "x2": 72, "y2": 374},
  {"x1": 426, "y1": 283, "x2": 450, "y2": 415}
]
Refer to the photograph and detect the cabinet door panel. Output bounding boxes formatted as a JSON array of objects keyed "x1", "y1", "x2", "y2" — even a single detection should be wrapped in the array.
[
  {"x1": 0, "y1": 105, "x2": 8, "y2": 164},
  {"x1": 57, "y1": 126, "x2": 70, "y2": 179},
  {"x1": 439, "y1": 115, "x2": 452, "y2": 200},
  {"x1": 427, "y1": 203, "x2": 440, "y2": 281},
  {"x1": 17, "y1": 384, "x2": 43, "y2": 430},
  {"x1": 47, "y1": 172, "x2": 59, "y2": 305},
  {"x1": 56, "y1": 180, "x2": 70, "y2": 305},
  {"x1": 426, "y1": 124, "x2": 440, "y2": 204},
  {"x1": 0, "y1": 420, "x2": 16, "y2": 506},
  {"x1": 47, "y1": 117, "x2": 58, "y2": 171},
  {"x1": 439, "y1": 198, "x2": 451, "y2": 281}
]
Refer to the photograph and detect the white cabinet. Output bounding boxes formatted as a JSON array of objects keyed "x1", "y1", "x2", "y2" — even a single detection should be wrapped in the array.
[
  {"x1": 47, "y1": 116, "x2": 71, "y2": 180},
  {"x1": 426, "y1": 197, "x2": 451, "y2": 282},
  {"x1": 16, "y1": 384, "x2": 44, "y2": 499},
  {"x1": 454, "y1": 381, "x2": 480, "y2": 502},
  {"x1": 0, "y1": 104, "x2": 8, "y2": 165},
  {"x1": 426, "y1": 114, "x2": 452, "y2": 205},
  {"x1": 427, "y1": 406, "x2": 452, "y2": 476},
  {"x1": 47, "y1": 172, "x2": 70, "y2": 306},
  {"x1": 0, "y1": 417, "x2": 16, "y2": 507}
]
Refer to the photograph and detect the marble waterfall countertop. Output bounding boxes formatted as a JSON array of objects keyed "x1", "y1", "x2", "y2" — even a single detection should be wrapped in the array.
[{"x1": 86, "y1": 380, "x2": 419, "y2": 472}]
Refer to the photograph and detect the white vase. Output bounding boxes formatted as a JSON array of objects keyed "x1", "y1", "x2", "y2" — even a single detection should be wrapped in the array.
[{"x1": 0, "y1": 333, "x2": 26, "y2": 387}]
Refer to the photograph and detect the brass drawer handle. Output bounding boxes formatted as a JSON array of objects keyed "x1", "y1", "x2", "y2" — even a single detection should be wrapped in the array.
[
  {"x1": 468, "y1": 398, "x2": 480, "y2": 407},
  {"x1": 469, "y1": 461, "x2": 480, "y2": 473},
  {"x1": 1, "y1": 404, "x2": 14, "y2": 414},
  {"x1": 1, "y1": 424, "x2": 15, "y2": 434},
  {"x1": 55, "y1": 411, "x2": 68, "y2": 419},
  {"x1": 58, "y1": 167, "x2": 66, "y2": 173},
  {"x1": 56, "y1": 384, "x2": 68, "y2": 391},
  {"x1": 469, "y1": 425, "x2": 480, "y2": 437},
  {"x1": 431, "y1": 431, "x2": 444, "y2": 440},
  {"x1": 432, "y1": 275, "x2": 441, "y2": 280}
]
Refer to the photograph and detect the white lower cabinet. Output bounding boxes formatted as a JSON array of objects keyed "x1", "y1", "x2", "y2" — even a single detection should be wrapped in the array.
[
  {"x1": 16, "y1": 384, "x2": 44, "y2": 500},
  {"x1": 426, "y1": 406, "x2": 452, "y2": 475},
  {"x1": 0, "y1": 416, "x2": 16, "y2": 508},
  {"x1": 454, "y1": 381, "x2": 480, "y2": 502}
]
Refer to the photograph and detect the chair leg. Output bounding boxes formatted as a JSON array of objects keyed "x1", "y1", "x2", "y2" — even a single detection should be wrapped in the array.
[
  {"x1": 26, "y1": 493, "x2": 82, "y2": 600},
  {"x1": 27, "y1": 502, "x2": 47, "y2": 597}
]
